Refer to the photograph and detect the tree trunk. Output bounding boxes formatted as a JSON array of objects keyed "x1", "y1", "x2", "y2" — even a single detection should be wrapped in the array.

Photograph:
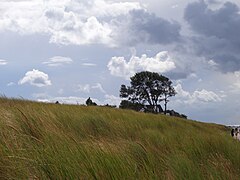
[
  {"x1": 164, "y1": 100, "x2": 167, "y2": 114},
  {"x1": 164, "y1": 94, "x2": 167, "y2": 114}
]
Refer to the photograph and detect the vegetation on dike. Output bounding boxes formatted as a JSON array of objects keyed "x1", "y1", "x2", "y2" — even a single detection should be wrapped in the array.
[{"x1": 0, "y1": 97, "x2": 239, "y2": 179}]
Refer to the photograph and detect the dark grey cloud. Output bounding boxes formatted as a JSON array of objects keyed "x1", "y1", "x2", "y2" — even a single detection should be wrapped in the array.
[
  {"x1": 129, "y1": 10, "x2": 181, "y2": 44},
  {"x1": 206, "y1": 0, "x2": 220, "y2": 5},
  {"x1": 213, "y1": 54, "x2": 240, "y2": 73},
  {"x1": 184, "y1": 1, "x2": 240, "y2": 73},
  {"x1": 113, "y1": 10, "x2": 181, "y2": 46},
  {"x1": 185, "y1": 1, "x2": 240, "y2": 42}
]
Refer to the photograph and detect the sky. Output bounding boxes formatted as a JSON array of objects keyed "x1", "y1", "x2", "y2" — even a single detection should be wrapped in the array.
[{"x1": 0, "y1": 0, "x2": 240, "y2": 125}]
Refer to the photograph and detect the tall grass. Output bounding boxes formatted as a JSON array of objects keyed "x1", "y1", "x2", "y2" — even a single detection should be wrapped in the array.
[{"x1": 0, "y1": 97, "x2": 239, "y2": 179}]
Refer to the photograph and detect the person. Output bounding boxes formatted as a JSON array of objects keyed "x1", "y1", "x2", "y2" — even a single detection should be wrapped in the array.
[
  {"x1": 231, "y1": 128, "x2": 235, "y2": 137},
  {"x1": 236, "y1": 128, "x2": 240, "y2": 141},
  {"x1": 233, "y1": 128, "x2": 238, "y2": 139},
  {"x1": 237, "y1": 132, "x2": 240, "y2": 141}
]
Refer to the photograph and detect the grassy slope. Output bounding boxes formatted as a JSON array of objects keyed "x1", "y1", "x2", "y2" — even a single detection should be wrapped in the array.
[{"x1": 0, "y1": 98, "x2": 239, "y2": 179}]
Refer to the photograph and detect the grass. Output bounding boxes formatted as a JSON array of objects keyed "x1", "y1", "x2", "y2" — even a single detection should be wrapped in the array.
[{"x1": 0, "y1": 97, "x2": 239, "y2": 179}]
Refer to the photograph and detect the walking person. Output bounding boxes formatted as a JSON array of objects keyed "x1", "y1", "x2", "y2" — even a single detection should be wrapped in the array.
[
  {"x1": 231, "y1": 128, "x2": 235, "y2": 137},
  {"x1": 234, "y1": 128, "x2": 238, "y2": 140},
  {"x1": 236, "y1": 128, "x2": 240, "y2": 141}
]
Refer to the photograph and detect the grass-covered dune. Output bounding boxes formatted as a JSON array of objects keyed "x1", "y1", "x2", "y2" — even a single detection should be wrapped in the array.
[{"x1": 0, "y1": 98, "x2": 239, "y2": 179}]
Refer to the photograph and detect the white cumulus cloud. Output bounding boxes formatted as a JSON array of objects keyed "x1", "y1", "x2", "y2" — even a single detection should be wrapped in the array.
[
  {"x1": 104, "y1": 94, "x2": 121, "y2": 106},
  {"x1": 0, "y1": 0, "x2": 181, "y2": 47},
  {"x1": 107, "y1": 51, "x2": 176, "y2": 79},
  {"x1": 18, "y1": 69, "x2": 52, "y2": 87},
  {"x1": 174, "y1": 83, "x2": 222, "y2": 104},
  {"x1": 192, "y1": 89, "x2": 222, "y2": 103},
  {"x1": 0, "y1": 0, "x2": 143, "y2": 47},
  {"x1": 86, "y1": 0, "x2": 142, "y2": 17},
  {"x1": 49, "y1": 15, "x2": 115, "y2": 46}
]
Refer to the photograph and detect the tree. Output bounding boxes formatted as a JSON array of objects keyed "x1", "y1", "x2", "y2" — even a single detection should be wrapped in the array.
[
  {"x1": 86, "y1": 97, "x2": 97, "y2": 106},
  {"x1": 160, "y1": 76, "x2": 176, "y2": 114},
  {"x1": 119, "y1": 71, "x2": 176, "y2": 114}
]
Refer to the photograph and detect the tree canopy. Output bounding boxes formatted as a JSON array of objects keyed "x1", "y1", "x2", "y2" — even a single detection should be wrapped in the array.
[{"x1": 120, "y1": 71, "x2": 176, "y2": 113}]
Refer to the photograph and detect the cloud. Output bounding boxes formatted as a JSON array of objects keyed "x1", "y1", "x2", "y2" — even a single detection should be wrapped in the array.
[
  {"x1": 174, "y1": 83, "x2": 222, "y2": 104},
  {"x1": 128, "y1": 9, "x2": 181, "y2": 45},
  {"x1": 185, "y1": 1, "x2": 240, "y2": 41},
  {"x1": 37, "y1": 96, "x2": 101, "y2": 105},
  {"x1": 77, "y1": 84, "x2": 91, "y2": 93},
  {"x1": 58, "y1": 89, "x2": 64, "y2": 95},
  {"x1": 0, "y1": 1, "x2": 46, "y2": 34},
  {"x1": 43, "y1": 56, "x2": 73, "y2": 67},
  {"x1": 107, "y1": 51, "x2": 176, "y2": 79},
  {"x1": 36, "y1": 94, "x2": 120, "y2": 106},
  {"x1": 228, "y1": 71, "x2": 240, "y2": 93},
  {"x1": 0, "y1": 0, "x2": 181, "y2": 47},
  {"x1": 111, "y1": 9, "x2": 181, "y2": 46},
  {"x1": 208, "y1": 59, "x2": 218, "y2": 67},
  {"x1": 49, "y1": 15, "x2": 114, "y2": 46},
  {"x1": 76, "y1": 83, "x2": 105, "y2": 93},
  {"x1": 18, "y1": 69, "x2": 52, "y2": 87},
  {"x1": 206, "y1": 0, "x2": 220, "y2": 4},
  {"x1": 85, "y1": 0, "x2": 143, "y2": 17},
  {"x1": 37, "y1": 96, "x2": 93, "y2": 105},
  {"x1": 81, "y1": 63, "x2": 97, "y2": 67},
  {"x1": 104, "y1": 94, "x2": 121, "y2": 106},
  {"x1": 0, "y1": 59, "x2": 8, "y2": 65},
  {"x1": 92, "y1": 83, "x2": 106, "y2": 93},
  {"x1": 193, "y1": 89, "x2": 222, "y2": 103},
  {"x1": 184, "y1": 1, "x2": 240, "y2": 73},
  {"x1": 0, "y1": 0, "x2": 140, "y2": 46},
  {"x1": 7, "y1": 82, "x2": 15, "y2": 86},
  {"x1": 171, "y1": 4, "x2": 179, "y2": 9}
]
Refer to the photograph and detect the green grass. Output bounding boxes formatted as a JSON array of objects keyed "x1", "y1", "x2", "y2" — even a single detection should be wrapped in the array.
[{"x1": 0, "y1": 97, "x2": 239, "y2": 179}]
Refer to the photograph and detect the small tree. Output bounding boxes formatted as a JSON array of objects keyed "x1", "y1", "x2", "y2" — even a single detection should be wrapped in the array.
[
  {"x1": 161, "y1": 76, "x2": 176, "y2": 114},
  {"x1": 86, "y1": 97, "x2": 97, "y2": 106},
  {"x1": 120, "y1": 71, "x2": 176, "y2": 113}
]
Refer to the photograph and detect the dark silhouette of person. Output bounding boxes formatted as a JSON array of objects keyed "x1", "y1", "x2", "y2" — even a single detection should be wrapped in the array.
[
  {"x1": 231, "y1": 129, "x2": 235, "y2": 137},
  {"x1": 235, "y1": 128, "x2": 238, "y2": 136}
]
